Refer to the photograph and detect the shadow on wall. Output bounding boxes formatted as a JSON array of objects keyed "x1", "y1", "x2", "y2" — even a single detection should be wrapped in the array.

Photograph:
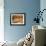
[{"x1": 33, "y1": 9, "x2": 46, "y2": 24}]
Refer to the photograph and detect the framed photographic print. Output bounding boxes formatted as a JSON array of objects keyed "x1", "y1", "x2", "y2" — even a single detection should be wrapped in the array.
[{"x1": 10, "y1": 13, "x2": 26, "y2": 26}]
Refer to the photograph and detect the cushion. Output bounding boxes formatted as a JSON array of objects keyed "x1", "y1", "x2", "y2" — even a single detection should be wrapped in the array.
[{"x1": 17, "y1": 37, "x2": 25, "y2": 46}]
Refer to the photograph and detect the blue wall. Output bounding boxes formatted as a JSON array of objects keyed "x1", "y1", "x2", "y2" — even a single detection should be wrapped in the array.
[{"x1": 4, "y1": 0, "x2": 40, "y2": 42}]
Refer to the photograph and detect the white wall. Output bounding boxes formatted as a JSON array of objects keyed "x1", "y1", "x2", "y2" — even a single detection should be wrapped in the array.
[
  {"x1": 40, "y1": 0, "x2": 46, "y2": 9},
  {"x1": 40, "y1": 0, "x2": 46, "y2": 45},
  {"x1": 0, "y1": 0, "x2": 4, "y2": 42},
  {"x1": 40, "y1": 0, "x2": 46, "y2": 27}
]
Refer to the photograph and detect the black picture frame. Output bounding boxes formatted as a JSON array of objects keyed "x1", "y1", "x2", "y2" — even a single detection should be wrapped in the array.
[{"x1": 10, "y1": 13, "x2": 26, "y2": 26}]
